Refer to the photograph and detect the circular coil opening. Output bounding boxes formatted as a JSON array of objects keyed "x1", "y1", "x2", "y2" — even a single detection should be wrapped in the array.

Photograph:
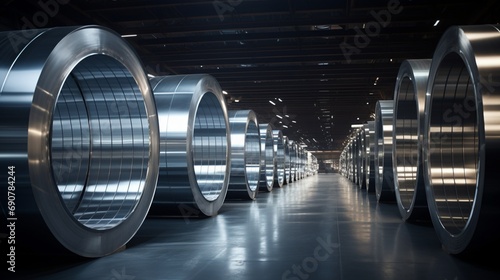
[
  {"x1": 51, "y1": 55, "x2": 149, "y2": 230},
  {"x1": 193, "y1": 92, "x2": 228, "y2": 202},
  {"x1": 394, "y1": 76, "x2": 419, "y2": 210},
  {"x1": 428, "y1": 52, "x2": 477, "y2": 235}
]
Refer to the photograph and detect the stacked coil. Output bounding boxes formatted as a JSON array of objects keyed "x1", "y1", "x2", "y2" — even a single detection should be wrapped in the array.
[
  {"x1": 423, "y1": 25, "x2": 500, "y2": 255},
  {"x1": 258, "y1": 123, "x2": 275, "y2": 192},
  {"x1": 148, "y1": 74, "x2": 230, "y2": 217},
  {"x1": 374, "y1": 100, "x2": 396, "y2": 202},
  {"x1": 226, "y1": 110, "x2": 261, "y2": 200},
  {"x1": 0, "y1": 26, "x2": 159, "y2": 257},
  {"x1": 272, "y1": 130, "x2": 286, "y2": 188},
  {"x1": 392, "y1": 59, "x2": 431, "y2": 221}
]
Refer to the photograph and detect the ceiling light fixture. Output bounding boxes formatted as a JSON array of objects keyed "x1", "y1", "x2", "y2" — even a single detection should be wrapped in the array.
[
  {"x1": 121, "y1": 34, "x2": 137, "y2": 38},
  {"x1": 434, "y1": 20, "x2": 440, "y2": 27},
  {"x1": 269, "y1": 100, "x2": 276, "y2": 105}
]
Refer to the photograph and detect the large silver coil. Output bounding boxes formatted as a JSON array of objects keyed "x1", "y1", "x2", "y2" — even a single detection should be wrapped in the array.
[
  {"x1": 351, "y1": 137, "x2": 358, "y2": 184},
  {"x1": 283, "y1": 135, "x2": 291, "y2": 184},
  {"x1": 258, "y1": 123, "x2": 275, "y2": 192},
  {"x1": 393, "y1": 59, "x2": 432, "y2": 221},
  {"x1": 367, "y1": 121, "x2": 376, "y2": 192},
  {"x1": 288, "y1": 140, "x2": 298, "y2": 182},
  {"x1": 362, "y1": 123, "x2": 371, "y2": 190},
  {"x1": 423, "y1": 25, "x2": 500, "y2": 255},
  {"x1": 295, "y1": 144, "x2": 304, "y2": 180},
  {"x1": 149, "y1": 74, "x2": 230, "y2": 217},
  {"x1": 0, "y1": 26, "x2": 159, "y2": 257},
  {"x1": 226, "y1": 110, "x2": 261, "y2": 200},
  {"x1": 356, "y1": 128, "x2": 366, "y2": 189},
  {"x1": 374, "y1": 100, "x2": 396, "y2": 202},
  {"x1": 272, "y1": 130, "x2": 285, "y2": 188}
]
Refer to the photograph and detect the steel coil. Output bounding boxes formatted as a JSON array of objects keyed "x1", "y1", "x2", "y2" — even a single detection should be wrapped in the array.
[
  {"x1": 149, "y1": 74, "x2": 230, "y2": 217},
  {"x1": 288, "y1": 140, "x2": 298, "y2": 182},
  {"x1": 259, "y1": 123, "x2": 275, "y2": 192},
  {"x1": 374, "y1": 100, "x2": 396, "y2": 202},
  {"x1": 226, "y1": 110, "x2": 261, "y2": 200},
  {"x1": 362, "y1": 123, "x2": 371, "y2": 190},
  {"x1": 356, "y1": 128, "x2": 366, "y2": 189},
  {"x1": 393, "y1": 59, "x2": 432, "y2": 221},
  {"x1": 367, "y1": 121, "x2": 376, "y2": 193},
  {"x1": 0, "y1": 26, "x2": 159, "y2": 257},
  {"x1": 272, "y1": 130, "x2": 285, "y2": 188},
  {"x1": 423, "y1": 25, "x2": 500, "y2": 255},
  {"x1": 283, "y1": 135, "x2": 291, "y2": 184}
]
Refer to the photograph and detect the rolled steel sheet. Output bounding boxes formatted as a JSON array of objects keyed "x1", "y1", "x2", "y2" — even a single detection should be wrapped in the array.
[
  {"x1": 283, "y1": 135, "x2": 291, "y2": 184},
  {"x1": 272, "y1": 130, "x2": 285, "y2": 188},
  {"x1": 423, "y1": 25, "x2": 500, "y2": 255},
  {"x1": 367, "y1": 121, "x2": 376, "y2": 193},
  {"x1": 393, "y1": 59, "x2": 432, "y2": 221},
  {"x1": 0, "y1": 26, "x2": 159, "y2": 257},
  {"x1": 259, "y1": 123, "x2": 275, "y2": 192},
  {"x1": 356, "y1": 128, "x2": 366, "y2": 189},
  {"x1": 362, "y1": 123, "x2": 371, "y2": 190},
  {"x1": 289, "y1": 140, "x2": 298, "y2": 182},
  {"x1": 225, "y1": 110, "x2": 261, "y2": 200},
  {"x1": 149, "y1": 74, "x2": 230, "y2": 217},
  {"x1": 374, "y1": 100, "x2": 396, "y2": 202}
]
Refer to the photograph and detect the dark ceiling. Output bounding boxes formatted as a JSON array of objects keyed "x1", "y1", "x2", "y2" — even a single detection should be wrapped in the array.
[{"x1": 2, "y1": 0, "x2": 499, "y2": 151}]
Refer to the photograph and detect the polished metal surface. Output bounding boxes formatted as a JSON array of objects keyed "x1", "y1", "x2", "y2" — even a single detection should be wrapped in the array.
[
  {"x1": 226, "y1": 110, "x2": 261, "y2": 200},
  {"x1": 0, "y1": 26, "x2": 159, "y2": 257},
  {"x1": 356, "y1": 128, "x2": 366, "y2": 189},
  {"x1": 423, "y1": 25, "x2": 500, "y2": 255},
  {"x1": 367, "y1": 121, "x2": 376, "y2": 193},
  {"x1": 363, "y1": 123, "x2": 371, "y2": 190},
  {"x1": 283, "y1": 135, "x2": 291, "y2": 184},
  {"x1": 149, "y1": 74, "x2": 230, "y2": 217},
  {"x1": 259, "y1": 123, "x2": 275, "y2": 192},
  {"x1": 374, "y1": 100, "x2": 396, "y2": 202},
  {"x1": 272, "y1": 130, "x2": 285, "y2": 188},
  {"x1": 288, "y1": 140, "x2": 298, "y2": 182},
  {"x1": 392, "y1": 59, "x2": 432, "y2": 221}
]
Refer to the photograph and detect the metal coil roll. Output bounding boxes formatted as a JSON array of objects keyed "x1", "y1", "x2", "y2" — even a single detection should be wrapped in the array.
[
  {"x1": 288, "y1": 140, "x2": 298, "y2": 182},
  {"x1": 272, "y1": 130, "x2": 286, "y2": 188},
  {"x1": 149, "y1": 74, "x2": 230, "y2": 217},
  {"x1": 374, "y1": 100, "x2": 396, "y2": 202},
  {"x1": 362, "y1": 123, "x2": 371, "y2": 190},
  {"x1": 423, "y1": 25, "x2": 500, "y2": 255},
  {"x1": 393, "y1": 59, "x2": 432, "y2": 221},
  {"x1": 0, "y1": 26, "x2": 160, "y2": 257},
  {"x1": 367, "y1": 121, "x2": 376, "y2": 192},
  {"x1": 259, "y1": 123, "x2": 275, "y2": 192},
  {"x1": 356, "y1": 128, "x2": 366, "y2": 189},
  {"x1": 283, "y1": 135, "x2": 291, "y2": 184},
  {"x1": 226, "y1": 110, "x2": 261, "y2": 200}
]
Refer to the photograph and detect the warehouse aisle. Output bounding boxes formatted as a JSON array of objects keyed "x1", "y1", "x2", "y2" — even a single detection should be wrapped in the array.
[{"x1": 15, "y1": 174, "x2": 500, "y2": 279}]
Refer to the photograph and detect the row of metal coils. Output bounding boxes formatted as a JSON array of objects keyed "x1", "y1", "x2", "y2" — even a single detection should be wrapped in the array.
[
  {"x1": 0, "y1": 25, "x2": 318, "y2": 258},
  {"x1": 339, "y1": 25, "x2": 500, "y2": 257}
]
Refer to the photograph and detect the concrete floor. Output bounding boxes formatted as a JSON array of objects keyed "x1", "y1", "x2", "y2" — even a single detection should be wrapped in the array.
[{"x1": 6, "y1": 174, "x2": 500, "y2": 279}]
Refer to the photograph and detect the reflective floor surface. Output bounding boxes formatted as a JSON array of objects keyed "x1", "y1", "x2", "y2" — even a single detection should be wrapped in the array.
[{"x1": 4, "y1": 174, "x2": 500, "y2": 280}]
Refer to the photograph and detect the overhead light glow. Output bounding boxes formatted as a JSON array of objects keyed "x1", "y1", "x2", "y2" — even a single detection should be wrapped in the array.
[
  {"x1": 434, "y1": 20, "x2": 440, "y2": 27},
  {"x1": 276, "y1": 115, "x2": 283, "y2": 119},
  {"x1": 147, "y1": 74, "x2": 155, "y2": 78},
  {"x1": 222, "y1": 91, "x2": 228, "y2": 95},
  {"x1": 234, "y1": 99, "x2": 240, "y2": 103},
  {"x1": 269, "y1": 100, "x2": 276, "y2": 105},
  {"x1": 121, "y1": 34, "x2": 137, "y2": 38}
]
